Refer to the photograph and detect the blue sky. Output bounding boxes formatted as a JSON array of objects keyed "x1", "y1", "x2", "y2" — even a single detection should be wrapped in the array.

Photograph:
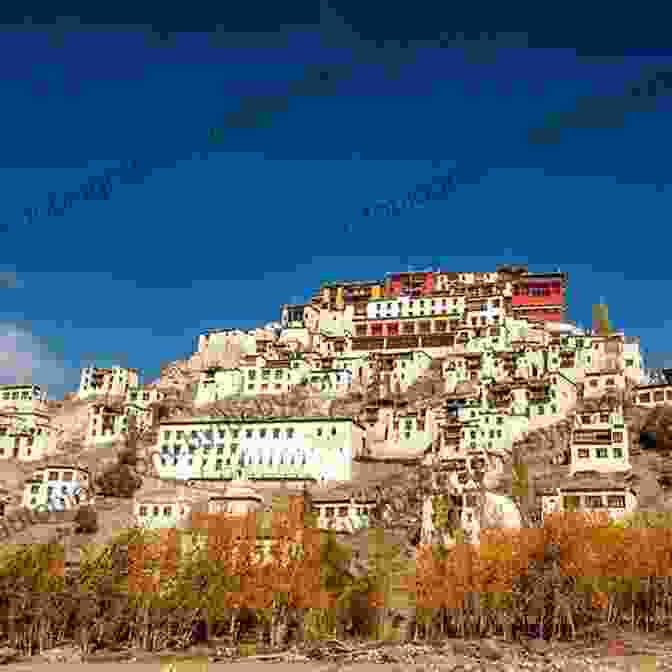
[{"x1": 2, "y1": 4, "x2": 672, "y2": 398}]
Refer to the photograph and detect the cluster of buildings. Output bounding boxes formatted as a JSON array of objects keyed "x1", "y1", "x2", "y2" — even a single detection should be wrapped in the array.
[{"x1": 5, "y1": 264, "x2": 671, "y2": 535}]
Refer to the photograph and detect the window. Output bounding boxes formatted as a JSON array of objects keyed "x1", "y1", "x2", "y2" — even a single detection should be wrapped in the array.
[
  {"x1": 596, "y1": 447, "x2": 608, "y2": 458},
  {"x1": 62, "y1": 472, "x2": 73, "y2": 481},
  {"x1": 590, "y1": 380, "x2": 598, "y2": 388},
  {"x1": 273, "y1": 428, "x2": 281, "y2": 439},
  {"x1": 613, "y1": 447, "x2": 623, "y2": 458},
  {"x1": 216, "y1": 459, "x2": 223, "y2": 470},
  {"x1": 496, "y1": 417, "x2": 503, "y2": 425},
  {"x1": 232, "y1": 429, "x2": 240, "y2": 439},
  {"x1": 31, "y1": 484, "x2": 40, "y2": 494},
  {"x1": 153, "y1": 506, "x2": 160, "y2": 516},
  {"x1": 287, "y1": 428, "x2": 295, "y2": 439},
  {"x1": 639, "y1": 393, "x2": 651, "y2": 403},
  {"x1": 216, "y1": 445, "x2": 224, "y2": 455},
  {"x1": 163, "y1": 506, "x2": 172, "y2": 516},
  {"x1": 586, "y1": 495, "x2": 604, "y2": 509},
  {"x1": 577, "y1": 448, "x2": 589, "y2": 458},
  {"x1": 177, "y1": 431, "x2": 184, "y2": 439},
  {"x1": 331, "y1": 426, "x2": 337, "y2": 436},
  {"x1": 356, "y1": 324, "x2": 367, "y2": 336},
  {"x1": 612, "y1": 432, "x2": 623, "y2": 443},
  {"x1": 538, "y1": 406, "x2": 544, "y2": 415},
  {"x1": 655, "y1": 390, "x2": 665, "y2": 402},
  {"x1": 248, "y1": 370, "x2": 257, "y2": 379},
  {"x1": 246, "y1": 429, "x2": 253, "y2": 439},
  {"x1": 607, "y1": 495, "x2": 626, "y2": 508},
  {"x1": 139, "y1": 506, "x2": 147, "y2": 516},
  {"x1": 316, "y1": 427, "x2": 323, "y2": 437},
  {"x1": 403, "y1": 322, "x2": 415, "y2": 334},
  {"x1": 419, "y1": 321, "x2": 431, "y2": 334},
  {"x1": 259, "y1": 429, "x2": 267, "y2": 439},
  {"x1": 325, "y1": 507, "x2": 335, "y2": 518},
  {"x1": 163, "y1": 431, "x2": 171, "y2": 440},
  {"x1": 338, "y1": 506, "x2": 348, "y2": 517},
  {"x1": 48, "y1": 471, "x2": 59, "y2": 481}
]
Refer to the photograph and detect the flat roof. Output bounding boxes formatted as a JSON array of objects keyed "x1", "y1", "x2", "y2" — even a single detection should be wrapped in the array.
[
  {"x1": 159, "y1": 416, "x2": 367, "y2": 430},
  {"x1": 635, "y1": 383, "x2": 672, "y2": 390},
  {"x1": 320, "y1": 279, "x2": 381, "y2": 287},
  {"x1": 33, "y1": 464, "x2": 90, "y2": 473}
]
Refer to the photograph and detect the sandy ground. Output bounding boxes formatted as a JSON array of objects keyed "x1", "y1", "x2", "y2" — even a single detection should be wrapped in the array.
[{"x1": 4, "y1": 665, "x2": 346, "y2": 672}]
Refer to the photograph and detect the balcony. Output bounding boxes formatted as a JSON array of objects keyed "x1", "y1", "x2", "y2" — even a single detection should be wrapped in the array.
[
  {"x1": 489, "y1": 394, "x2": 512, "y2": 407},
  {"x1": 572, "y1": 430, "x2": 612, "y2": 444},
  {"x1": 421, "y1": 333, "x2": 455, "y2": 348},
  {"x1": 386, "y1": 335, "x2": 420, "y2": 350},
  {"x1": 352, "y1": 337, "x2": 385, "y2": 351}
]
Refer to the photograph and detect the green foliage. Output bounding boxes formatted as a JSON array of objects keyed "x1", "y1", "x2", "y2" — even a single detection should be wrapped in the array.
[
  {"x1": 0, "y1": 542, "x2": 65, "y2": 593},
  {"x1": 320, "y1": 529, "x2": 353, "y2": 594},
  {"x1": 431, "y1": 494, "x2": 465, "y2": 545},
  {"x1": 609, "y1": 509, "x2": 672, "y2": 529},
  {"x1": 511, "y1": 461, "x2": 529, "y2": 500}
]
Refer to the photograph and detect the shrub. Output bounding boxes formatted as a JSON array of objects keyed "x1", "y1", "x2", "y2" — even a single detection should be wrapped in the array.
[
  {"x1": 95, "y1": 463, "x2": 142, "y2": 498},
  {"x1": 75, "y1": 505, "x2": 99, "y2": 534}
]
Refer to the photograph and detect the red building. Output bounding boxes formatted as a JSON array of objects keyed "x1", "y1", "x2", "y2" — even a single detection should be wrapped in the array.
[
  {"x1": 384, "y1": 271, "x2": 433, "y2": 297},
  {"x1": 511, "y1": 271, "x2": 566, "y2": 323}
]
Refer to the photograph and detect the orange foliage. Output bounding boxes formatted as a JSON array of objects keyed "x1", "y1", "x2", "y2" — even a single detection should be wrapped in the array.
[
  {"x1": 128, "y1": 504, "x2": 672, "y2": 617},
  {"x1": 128, "y1": 494, "x2": 325, "y2": 610},
  {"x1": 412, "y1": 512, "x2": 672, "y2": 613}
]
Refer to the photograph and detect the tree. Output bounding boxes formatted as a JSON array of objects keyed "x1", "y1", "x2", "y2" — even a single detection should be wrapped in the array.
[
  {"x1": 74, "y1": 505, "x2": 99, "y2": 534},
  {"x1": 95, "y1": 462, "x2": 142, "y2": 499}
]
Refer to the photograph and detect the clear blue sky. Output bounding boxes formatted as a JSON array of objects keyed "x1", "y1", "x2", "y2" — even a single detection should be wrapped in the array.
[{"x1": 1, "y1": 3, "x2": 672, "y2": 399}]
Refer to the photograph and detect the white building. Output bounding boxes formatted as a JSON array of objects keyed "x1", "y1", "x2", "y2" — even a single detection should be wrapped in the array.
[
  {"x1": 22, "y1": 464, "x2": 92, "y2": 511},
  {"x1": 0, "y1": 384, "x2": 52, "y2": 462},
  {"x1": 152, "y1": 416, "x2": 367, "y2": 486},
  {"x1": 634, "y1": 382, "x2": 672, "y2": 408},
  {"x1": 541, "y1": 478, "x2": 637, "y2": 523},
  {"x1": 78, "y1": 367, "x2": 139, "y2": 401},
  {"x1": 85, "y1": 402, "x2": 126, "y2": 446},
  {"x1": 134, "y1": 484, "x2": 202, "y2": 529}
]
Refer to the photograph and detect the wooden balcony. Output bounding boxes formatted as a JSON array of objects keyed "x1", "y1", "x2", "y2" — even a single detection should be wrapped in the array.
[
  {"x1": 490, "y1": 395, "x2": 512, "y2": 407},
  {"x1": 386, "y1": 335, "x2": 420, "y2": 350},
  {"x1": 352, "y1": 337, "x2": 386, "y2": 351},
  {"x1": 421, "y1": 333, "x2": 455, "y2": 348},
  {"x1": 572, "y1": 430, "x2": 612, "y2": 444}
]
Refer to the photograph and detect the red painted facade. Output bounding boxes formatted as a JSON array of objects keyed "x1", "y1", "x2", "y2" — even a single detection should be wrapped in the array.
[
  {"x1": 524, "y1": 309, "x2": 563, "y2": 322},
  {"x1": 511, "y1": 276, "x2": 565, "y2": 323},
  {"x1": 384, "y1": 272, "x2": 433, "y2": 297}
]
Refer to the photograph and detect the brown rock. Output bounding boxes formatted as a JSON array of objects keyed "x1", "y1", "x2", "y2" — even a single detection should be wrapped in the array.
[
  {"x1": 523, "y1": 638, "x2": 550, "y2": 655},
  {"x1": 479, "y1": 638, "x2": 504, "y2": 660},
  {"x1": 0, "y1": 647, "x2": 20, "y2": 664}
]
